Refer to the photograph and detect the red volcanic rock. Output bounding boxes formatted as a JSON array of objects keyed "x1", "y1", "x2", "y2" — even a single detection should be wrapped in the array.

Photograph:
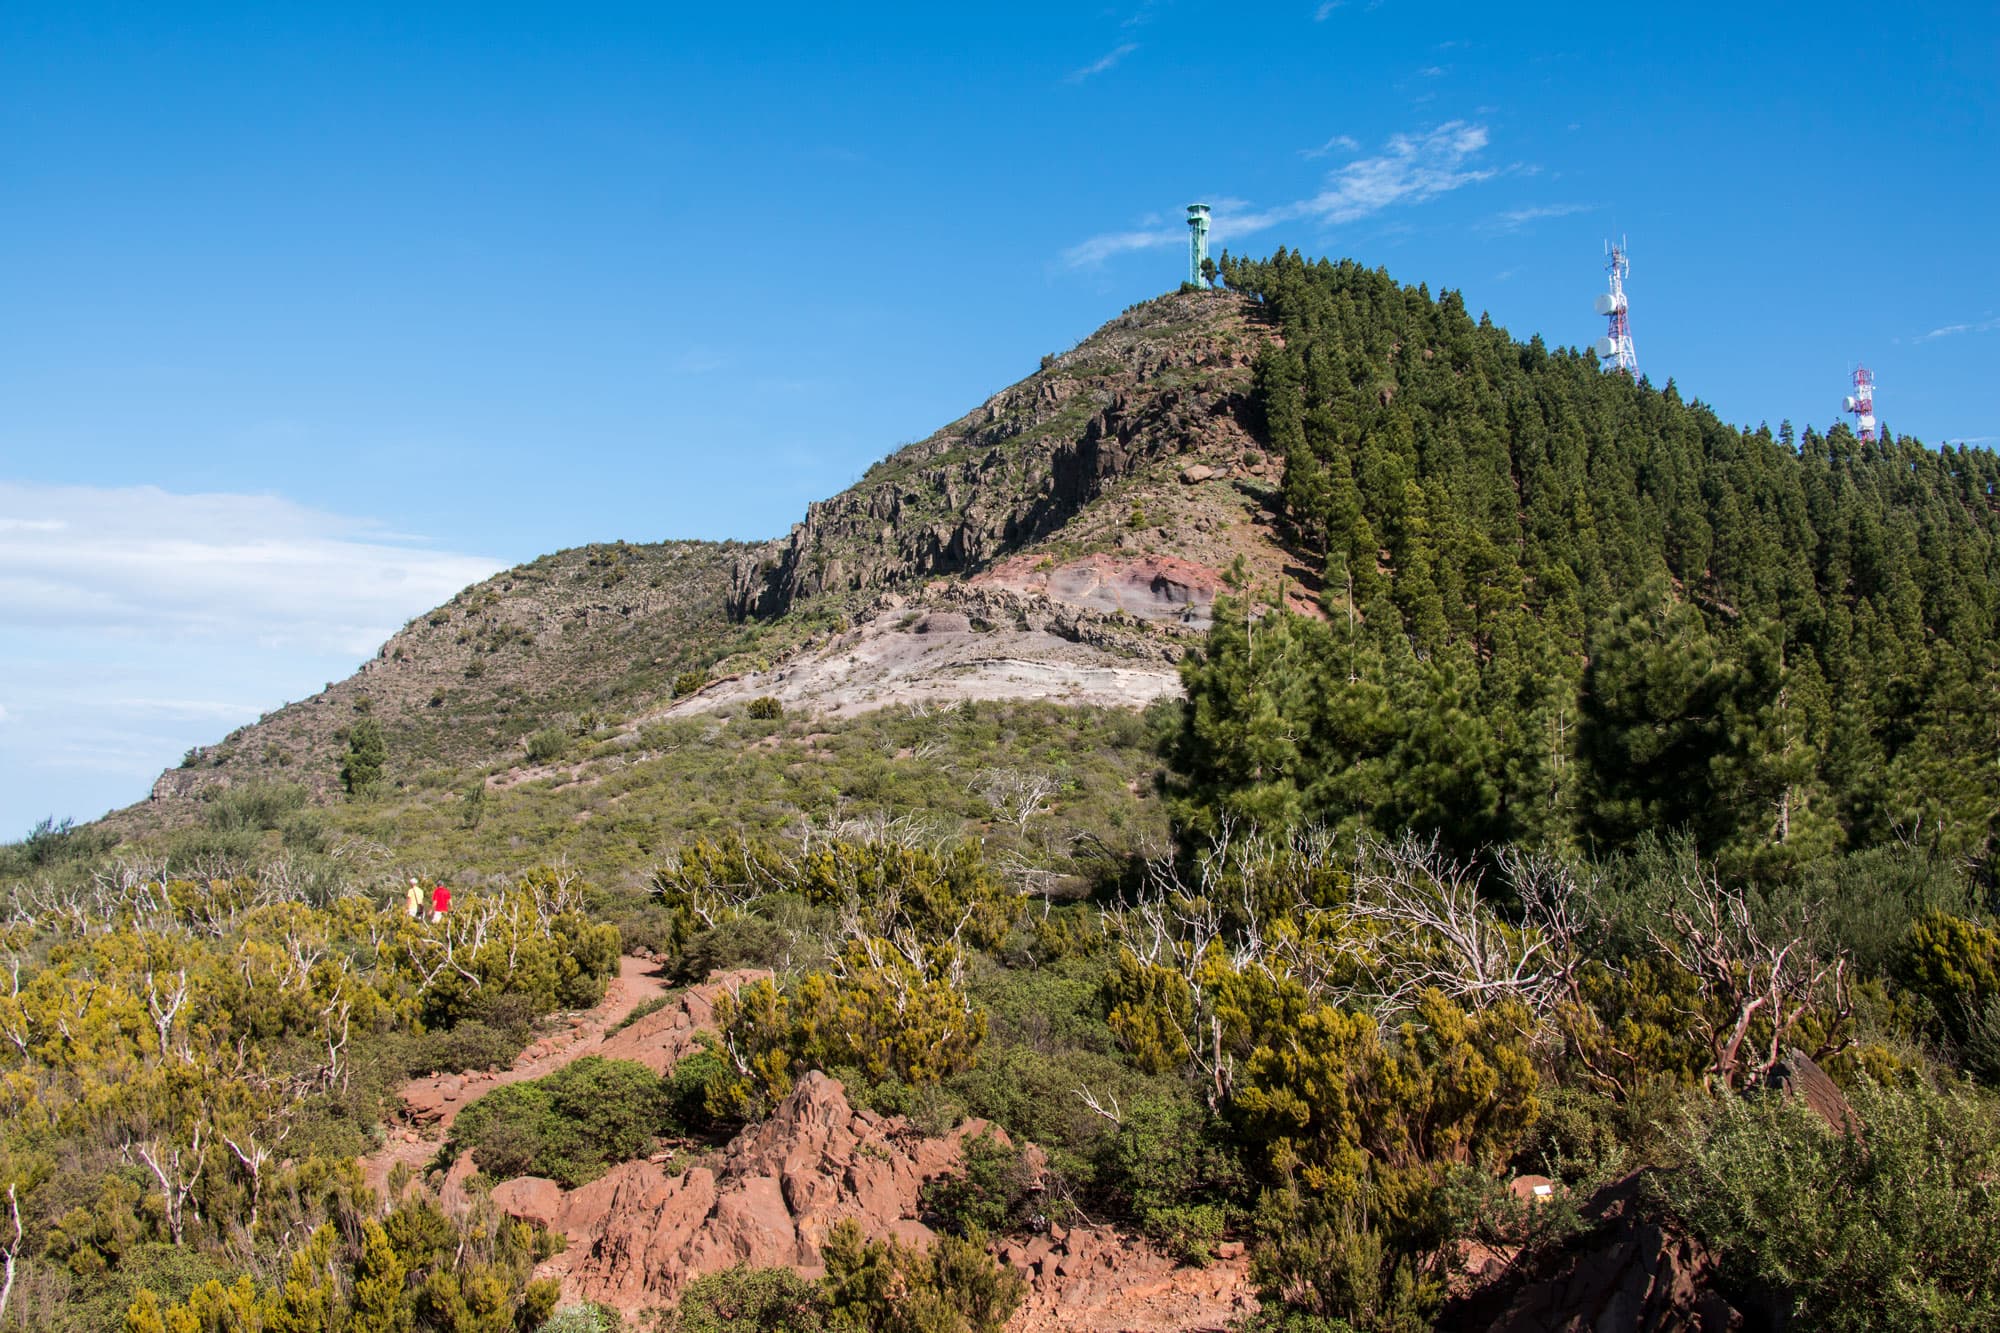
[
  {"x1": 490, "y1": 1176, "x2": 565, "y2": 1231},
  {"x1": 973, "y1": 552, "x2": 1227, "y2": 625},
  {"x1": 1000, "y1": 1225, "x2": 1257, "y2": 1332},
  {"x1": 591, "y1": 968, "x2": 769, "y2": 1075},
  {"x1": 514, "y1": 1072, "x2": 981, "y2": 1311}
]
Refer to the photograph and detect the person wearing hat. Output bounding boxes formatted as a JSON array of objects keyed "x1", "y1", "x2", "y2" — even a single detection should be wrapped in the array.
[{"x1": 404, "y1": 877, "x2": 424, "y2": 919}]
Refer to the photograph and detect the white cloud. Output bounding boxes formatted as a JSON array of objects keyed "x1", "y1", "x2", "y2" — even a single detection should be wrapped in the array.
[
  {"x1": 1314, "y1": 2, "x2": 1343, "y2": 18},
  {"x1": 1301, "y1": 133, "x2": 1361, "y2": 159},
  {"x1": 1915, "y1": 315, "x2": 2000, "y2": 343},
  {"x1": 1062, "y1": 227, "x2": 1184, "y2": 266},
  {"x1": 0, "y1": 704, "x2": 9, "y2": 723},
  {"x1": 0, "y1": 483, "x2": 504, "y2": 656},
  {"x1": 1488, "y1": 202, "x2": 1593, "y2": 231},
  {"x1": 1064, "y1": 120, "x2": 1500, "y2": 268},
  {"x1": 1067, "y1": 43, "x2": 1137, "y2": 83},
  {"x1": 0, "y1": 483, "x2": 509, "y2": 830}
]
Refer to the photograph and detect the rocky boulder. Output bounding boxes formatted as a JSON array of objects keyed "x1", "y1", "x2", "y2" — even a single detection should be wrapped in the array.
[
  {"x1": 1761, "y1": 1048, "x2": 1860, "y2": 1136},
  {"x1": 509, "y1": 1071, "x2": 986, "y2": 1312},
  {"x1": 1000, "y1": 1226, "x2": 1257, "y2": 1332},
  {"x1": 1451, "y1": 1171, "x2": 1751, "y2": 1332}
]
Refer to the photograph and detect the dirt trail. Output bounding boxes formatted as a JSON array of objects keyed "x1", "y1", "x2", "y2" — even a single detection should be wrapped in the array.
[{"x1": 360, "y1": 954, "x2": 675, "y2": 1201}]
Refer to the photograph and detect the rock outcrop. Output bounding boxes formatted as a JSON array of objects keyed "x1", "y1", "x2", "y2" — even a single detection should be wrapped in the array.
[
  {"x1": 1761, "y1": 1048, "x2": 1860, "y2": 1135},
  {"x1": 513, "y1": 1072, "x2": 986, "y2": 1311},
  {"x1": 727, "y1": 291, "x2": 1265, "y2": 621},
  {"x1": 1452, "y1": 1171, "x2": 1752, "y2": 1332},
  {"x1": 1000, "y1": 1227, "x2": 1257, "y2": 1332}
]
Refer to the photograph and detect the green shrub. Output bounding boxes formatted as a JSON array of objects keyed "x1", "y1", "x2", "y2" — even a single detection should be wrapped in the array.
[
  {"x1": 1659, "y1": 1079, "x2": 2000, "y2": 1330},
  {"x1": 405, "y1": 1019, "x2": 526, "y2": 1076},
  {"x1": 340, "y1": 717, "x2": 386, "y2": 794},
  {"x1": 541, "y1": 1303, "x2": 627, "y2": 1333},
  {"x1": 203, "y1": 781, "x2": 309, "y2": 831},
  {"x1": 1097, "y1": 1095, "x2": 1247, "y2": 1261},
  {"x1": 447, "y1": 1056, "x2": 665, "y2": 1187},
  {"x1": 746, "y1": 696, "x2": 784, "y2": 721},
  {"x1": 527, "y1": 728, "x2": 570, "y2": 764},
  {"x1": 674, "y1": 914, "x2": 800, "y2": 984},
  {"x1": 820, "y1": 1217, "x2": 1023, "y2": 1333},
  {"x1": 663, "y1": 1042, "x2": 734, "y2": 1137},
  {"x1": 1139, "y1": 1203, "x2": 1228, "y2": 1267},
  {"x1": 1245, "y1": 1190, "x2": 1443, "y2": 1333},
  {"x1": 673, "y1": 672, "x2": 708, "y2": 698},
  {"x1": 922, "y1": 1132, "x2": 1036, "y2": 1237},
  {"x1": 3, "y1": 815, "x2": 116, "y2": 872},
  {"x1": 662, "y1": 1266, "x2": 827, "y2": 1332}
]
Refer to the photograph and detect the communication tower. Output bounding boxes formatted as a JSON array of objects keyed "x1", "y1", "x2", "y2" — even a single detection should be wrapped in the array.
[
  {"x1": 1592, "y1": 239, "x2": 1638, "y2": 376},
  {"x1": 1187, "y1": 204, "x2": 1211, "y2": 287},
  {"x1": 1843, "y1": 366, "x2": 1877, "y2": 442}
]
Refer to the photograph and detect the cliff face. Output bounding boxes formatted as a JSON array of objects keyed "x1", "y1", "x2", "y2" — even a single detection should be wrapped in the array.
[{"x1": 727, "y1": 290, "x2": 1270, "y2": 619}]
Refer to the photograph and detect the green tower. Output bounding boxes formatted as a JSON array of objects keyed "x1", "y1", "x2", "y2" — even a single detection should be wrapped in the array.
[{"x1": 1187, "y1": 203, "x2": 1211, "y2": 287}]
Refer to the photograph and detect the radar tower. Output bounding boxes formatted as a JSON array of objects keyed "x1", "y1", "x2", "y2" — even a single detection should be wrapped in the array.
[
  {"x1": 1844, "y1": 366, "x2": 1877, "y2": 442},
  {"x1": 1592, "y1": 239, "x2": 1638, "y2": 377}
]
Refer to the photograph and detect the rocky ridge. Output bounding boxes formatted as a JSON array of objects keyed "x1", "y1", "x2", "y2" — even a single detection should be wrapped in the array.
[{"x1": 727, "y1": 291, "x2": 1273, "y2": 621}]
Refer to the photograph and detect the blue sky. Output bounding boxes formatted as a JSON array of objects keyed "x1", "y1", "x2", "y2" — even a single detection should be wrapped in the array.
[{"x1": 3, "y1": 1, "x2": 1996, "y2": 833}]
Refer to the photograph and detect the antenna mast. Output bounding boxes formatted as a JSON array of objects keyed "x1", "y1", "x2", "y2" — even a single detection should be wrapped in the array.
[
  {"x1": 1186, "y1": 204, "x2": 1211, "y2": 287},
  {"x1": 1843, "y1": 366, "x2": 1877, "y2": 442},
  {"x1": 1592, "y1": 238, "x2": 1638, "y2": 376}
]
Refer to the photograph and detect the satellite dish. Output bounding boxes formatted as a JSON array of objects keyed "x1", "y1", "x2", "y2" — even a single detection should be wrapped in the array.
[
  {"x1": 1594, "y1": 293, "x2": 1626, "y2": 316},
  {"x1": 1594, "y1": 337, "x2": 1618, "y2": 358}
]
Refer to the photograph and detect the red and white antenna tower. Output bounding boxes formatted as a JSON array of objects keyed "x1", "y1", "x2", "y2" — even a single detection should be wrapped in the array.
[
  {"x1": 1593, "y1": 238, "x2": 1637, "y2": 376},
  {"x1": 1844, "y1": 366, "x2": 1877, "y2": 442}
]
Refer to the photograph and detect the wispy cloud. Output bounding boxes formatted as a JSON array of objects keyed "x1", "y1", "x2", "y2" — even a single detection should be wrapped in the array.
[
  {"x1": 0, "y1": 483, "x2": 513, "y2": 827},
  {"x1": 1301, "y1": 133, "x2": 1360, "y2": 159},
  {"x1": 1314, "y1": 1, "x2": 1343, "y2": 18},
  {"x1": 1914, "y1": 315, "x2": 2000, "y2": 343},
  {"x1": 1487, "y1": 202, "x2": 1593, "y2": 231},
  {"x1": 1067, "y1": 42, "x2": 1137, "y2": 83},
  {"x1": 1063, "y1": 227, "x2": 1183, "y2": 267},
  {"x1": 0, "y1": 483, "x2": 504, "y2": 658},
  {"x1": 1064, "y1": 120, "x2": 1499, "y2": 268}
]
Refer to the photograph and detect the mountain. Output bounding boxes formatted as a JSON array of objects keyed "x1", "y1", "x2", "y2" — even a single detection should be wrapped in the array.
[
  {"x1": 117, "y1": 289, "x2": 1301, "y2": 833},
  {"x1": 115, "y1": 257, "x2": 2000, "y2": 879}
]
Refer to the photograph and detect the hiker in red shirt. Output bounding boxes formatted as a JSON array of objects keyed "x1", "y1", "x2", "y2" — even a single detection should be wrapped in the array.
[{"x1": 430, "y1": 882, "x2": 452, "y2": 924}]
